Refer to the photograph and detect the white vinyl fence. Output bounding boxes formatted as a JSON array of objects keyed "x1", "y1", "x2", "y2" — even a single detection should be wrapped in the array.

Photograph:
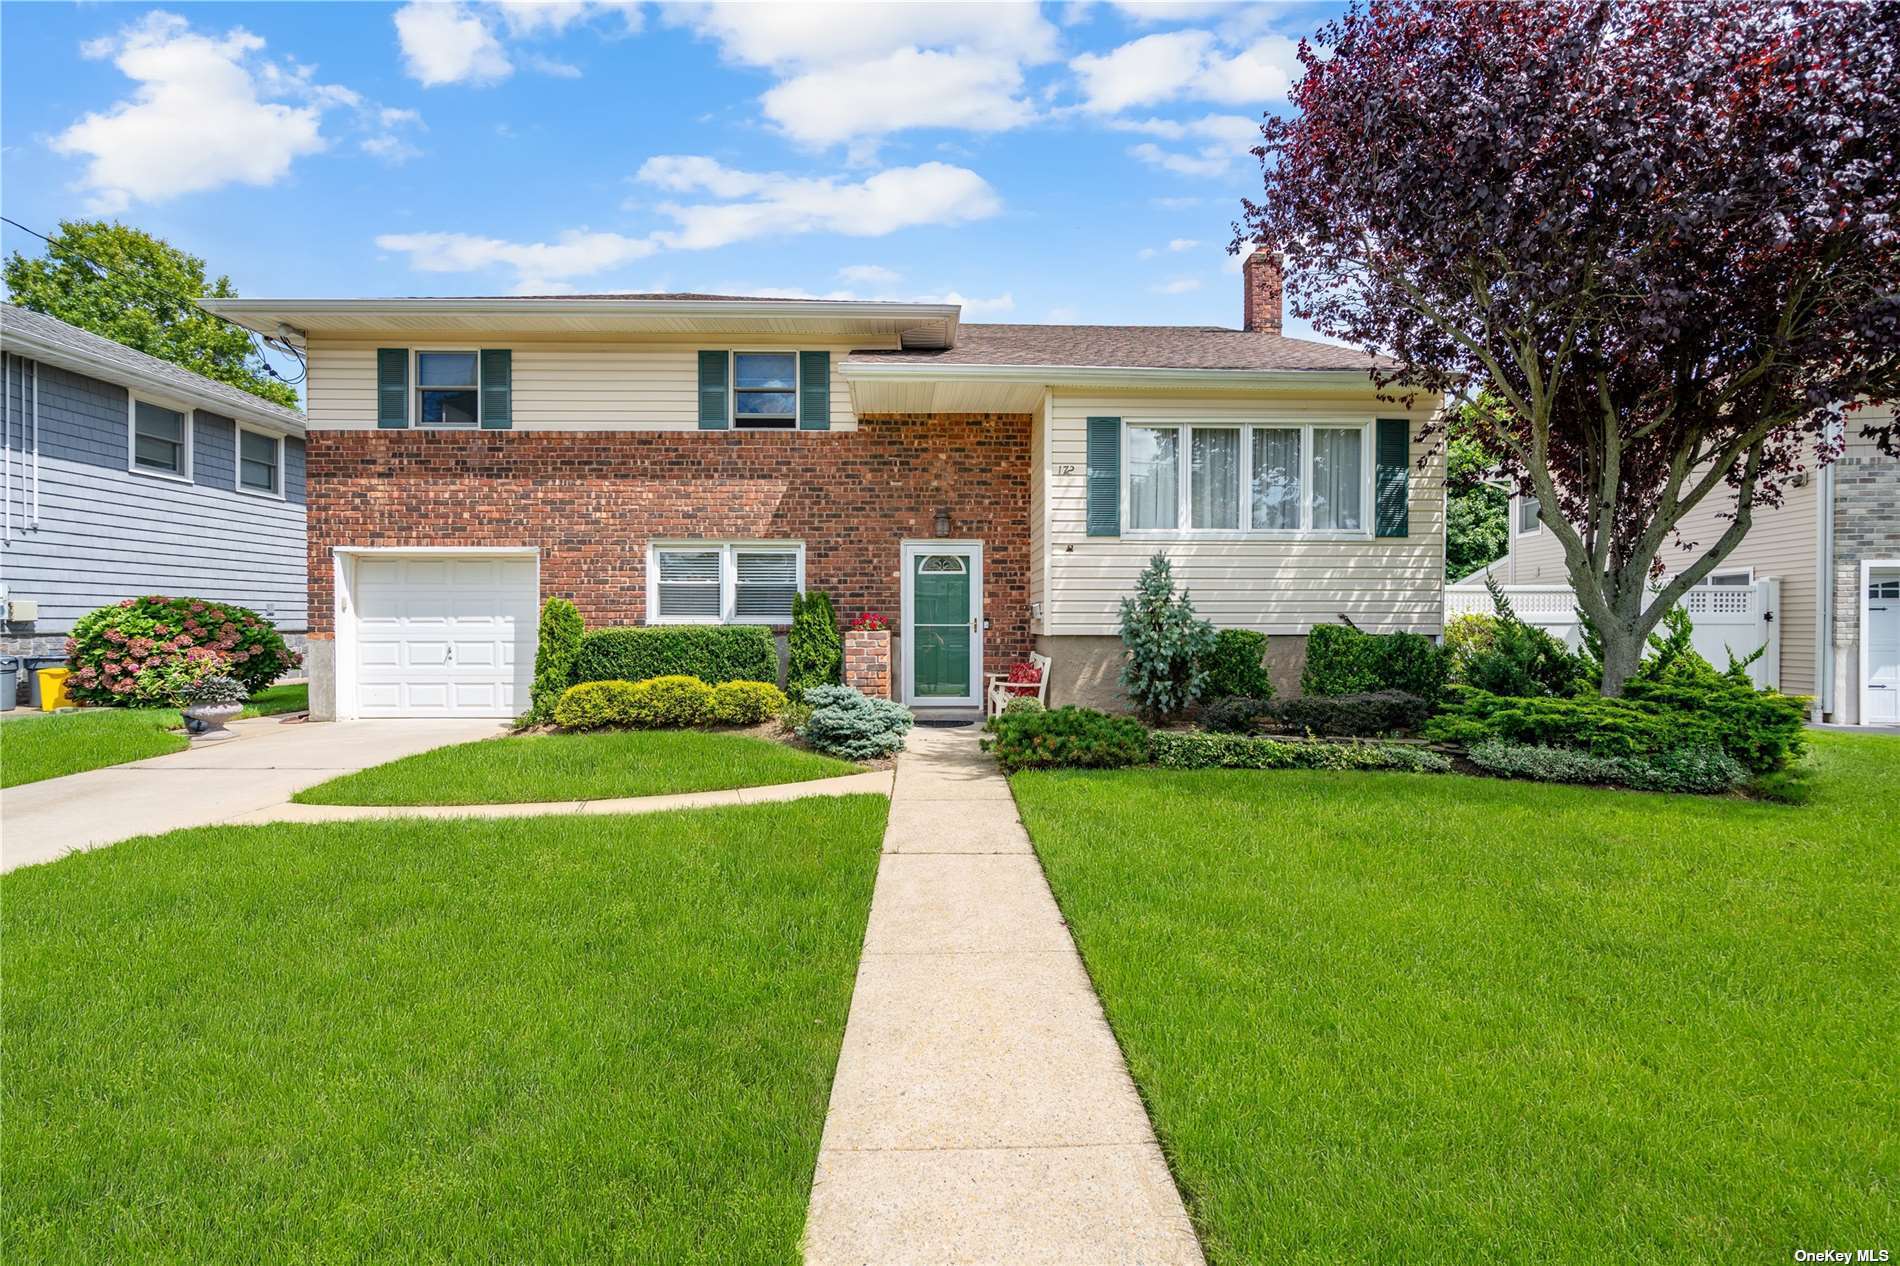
[{"x1": 1445, "y1": 579, "x2": 1782, "y2": 689}]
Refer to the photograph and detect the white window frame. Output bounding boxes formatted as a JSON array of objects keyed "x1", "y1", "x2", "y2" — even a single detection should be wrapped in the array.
[
  {"x1": 1700, "y1": 567, "x2": 1755, "y2": 586},
  {"x1": 646, "y1": 540, "x2": 806, "y2": 625},
  {"x1": 127, "y1": 394, "x2": 194, "y2": 483},
  {"x1": 1515, "y1": 494, "x2": 1543, "y2": 535},
  {"x1": 412, "y1": 348, "x2": 482, "y2": 431},
  {"x1": 1120, "y1": 419, "x2": 1376, "y2": 540},
  {"x1": 235, "y1": 423, "x2": 286, "y2": 500},
  {"x1": 729, "y1": 349, "x2": 801, "y2": 430}
]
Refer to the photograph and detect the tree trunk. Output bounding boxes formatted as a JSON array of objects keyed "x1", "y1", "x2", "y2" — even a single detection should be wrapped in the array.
[{"x1": 1597, "y1": 628, "x2": 1645, "y2": 697}]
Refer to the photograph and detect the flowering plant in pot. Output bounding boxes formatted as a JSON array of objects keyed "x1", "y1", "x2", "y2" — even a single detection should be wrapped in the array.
[
  {"x1": 180, "y1": 672, "x2": 249, "y2": 742},
  {"x1": 848, "y1": 611, "x2": 889, "y2": 632}
]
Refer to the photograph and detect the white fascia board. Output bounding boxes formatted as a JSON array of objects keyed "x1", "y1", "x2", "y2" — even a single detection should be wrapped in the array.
[{"x1": 841, "y1": 360, "x2": 1389, "y2": 393}]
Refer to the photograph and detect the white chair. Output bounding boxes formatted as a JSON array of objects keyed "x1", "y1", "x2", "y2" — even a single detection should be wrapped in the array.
[{"x1": 985, "y1": 650, "x2": 1052, "y2": 717}]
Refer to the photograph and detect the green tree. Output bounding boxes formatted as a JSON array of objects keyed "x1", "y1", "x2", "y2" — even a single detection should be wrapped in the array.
[
  {"x1": 1445, "y1": 396, "x2": 1508, "y2": 581},
  {"x1": 3, "y1": 220, "x2": 299, "y2": 410},
  {"x1": 1117, "y1": 553, "x2": 1215, "y2": 723}
]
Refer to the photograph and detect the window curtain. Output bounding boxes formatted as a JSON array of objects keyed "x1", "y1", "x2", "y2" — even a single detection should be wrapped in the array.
[
  {"x1": 1311, "y1": 428, "x2": 1363, "y2": 531},
  {"x1": 1126, "y1": 427, "x2": 1179, "y2": 530},
  {"x1": 1250, "y1": 428, "x2": 1301, "y2": 530},
  {"x1": 1190, "y1": 428, "x2": 1240, "y2": 529}
]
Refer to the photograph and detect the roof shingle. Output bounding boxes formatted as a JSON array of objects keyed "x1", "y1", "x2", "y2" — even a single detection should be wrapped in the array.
[{"x1": 845, "y1": 323, "x2": 1391, "y2": 372}]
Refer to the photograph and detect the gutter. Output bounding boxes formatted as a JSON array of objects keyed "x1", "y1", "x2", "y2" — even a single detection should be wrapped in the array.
[
  {"x1": 0, "y1": 327, "x2": 305, "y2": 438},
  {"x1": 841, "y1": 361, "x2": 1386, "y2": 392}
]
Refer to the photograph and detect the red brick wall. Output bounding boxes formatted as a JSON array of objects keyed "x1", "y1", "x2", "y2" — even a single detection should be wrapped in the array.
[{"x1": 304, "y1": 415, "x2": 1033, "y2": 668}]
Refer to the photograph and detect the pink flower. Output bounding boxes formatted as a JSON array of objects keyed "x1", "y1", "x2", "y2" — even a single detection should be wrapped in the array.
[
  {"x1": 63, "y1": 638, "x2": 77, "y2": 655},
  {"x1": 190, "y1": 602, "x2": 206, "y2": 613},
  {"x1": 119, "y1": 599, "x2": 135, "y2": 609},
  {"x1": 154, "y1": 624, "x2": 171, "y2": 635}
]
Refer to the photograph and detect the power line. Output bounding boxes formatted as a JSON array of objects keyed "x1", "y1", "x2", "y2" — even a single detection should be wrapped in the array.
[{"x1": 1, "y1": 214, "x2": 306, "y2": 387}]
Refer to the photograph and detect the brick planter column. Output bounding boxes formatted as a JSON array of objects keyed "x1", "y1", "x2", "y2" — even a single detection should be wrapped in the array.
[{"x1": 844, "y1": 630, "x2": 892, "y2": 700}]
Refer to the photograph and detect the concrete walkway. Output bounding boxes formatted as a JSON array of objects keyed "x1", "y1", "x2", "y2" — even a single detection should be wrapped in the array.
[
  {"x1": 804, "y1": 725, "x2": 1204, "y2": 1265},
  {"x1": 1, "y1": 716, "x2": 503, "y2": 872}
]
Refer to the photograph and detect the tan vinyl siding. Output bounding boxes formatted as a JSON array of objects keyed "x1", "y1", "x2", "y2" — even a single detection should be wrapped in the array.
[
  {"x1": 1044, "y1": 391, "x2": 1446, "y2": 636},
  {"x1": 1505, "y1": 477, "x2": 1820, "y2": 696},
  {"x1": 305, "y1": 340, "x2": 872, "y2": 432}
]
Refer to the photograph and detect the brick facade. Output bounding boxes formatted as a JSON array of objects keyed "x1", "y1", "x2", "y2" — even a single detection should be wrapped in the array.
[
  {"x1": 843, "y1": 629, "x2": 893, "y2": 699},
  {"x1": 303, "y1": 415, "x2": 1033, "y2": 671}
]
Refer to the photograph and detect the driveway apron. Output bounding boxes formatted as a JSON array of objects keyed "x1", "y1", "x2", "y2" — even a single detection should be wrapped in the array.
[{"x1": 804, "y1": 724, "x2": 1204, "y2": 1265}]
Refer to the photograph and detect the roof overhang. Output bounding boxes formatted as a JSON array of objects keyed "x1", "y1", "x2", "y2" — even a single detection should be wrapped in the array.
[
  {"x1": 0, "y1": 322, "x2": 304, "y2": 437},
  {"x1": 843, "y1": 360, "x2": 1399, "y2": 414},
  {"x1": 200, "y1": 297, "x2": 961, "y2": 350}
]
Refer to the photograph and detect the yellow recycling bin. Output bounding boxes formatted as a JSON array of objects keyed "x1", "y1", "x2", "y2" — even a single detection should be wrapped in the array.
[{"x1": 37, "y1": 667, "x2": 72, "y2": 712}]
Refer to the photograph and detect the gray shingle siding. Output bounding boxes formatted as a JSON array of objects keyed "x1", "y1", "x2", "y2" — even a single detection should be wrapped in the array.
[
  {"x1": 195, "y1": 411, "x2": 236, "y2": 487},
  {"x1": 0, "y1": 353, "x2": 308, "y2": 634}
]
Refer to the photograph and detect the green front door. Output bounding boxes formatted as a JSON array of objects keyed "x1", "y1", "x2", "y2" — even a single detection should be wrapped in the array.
[{"x1": 912, "y1": 552, "x2": 973, "y2": 699}]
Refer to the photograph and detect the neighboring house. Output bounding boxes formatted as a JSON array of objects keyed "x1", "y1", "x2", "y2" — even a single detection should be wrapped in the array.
[
  {"x1": 0, "y1": 304, "x2": 308, "y2": 660},
  {"x1": 1450, "y1": 414, "x2": 1899, "y2": 723},
  {"x1": 204, "y1": 253, "x2": 1444, "y2": 721}
]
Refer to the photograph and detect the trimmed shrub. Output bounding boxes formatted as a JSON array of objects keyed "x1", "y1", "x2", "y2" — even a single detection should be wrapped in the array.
[
  {"x1": 552, "y1": 680, "x2": 642, "y2": 730},
  {"x1": 1118, "y1": 554, "x2": 1216, "y2": 722},
  {"x1": 1443, "y1": 613, "x2": 1499, "y2": 672},
  {"x1": 800, "y1": 685, "x2": 912, "y2": 760},
  {"x1": 1620, "y1": 661, "x2": 1808, "y2": 774},
  {"x1": 708, "y1": 680, "x2": 787, "y2": 725},
  {"x1": 625, "y1": 675, "x2": 714, "y2": 727},
  {"x1": 1464, "y1": 740, "x2": 1747, "y2": 793},
  {"x1": 1201, "y1": 628, "x2": 1274, "y2": 700},
  {"x1": 1002, "y1": 695, "x2": 1045, "y2": 716},
  {"x1": 1200, "y1": 695, "x2": 1274, "y2": 734},
  {"x1": 529, "y1": 597, "x2": 584, "y2": 723},
  {"x1": 1149, "y1": 731, "x2": 1451, "y2": 773},
  {"x1": 1264, "y1": 690, "x2": 1432, "y2": 738},
  {"x1": 67, "y1": 594, "x2": 299, "y2": 705},
  {"x1": 1302, "y1": 624, "x2": 1451, "y2": 703},
  {"x1": 1462, "y1": 579, "x2": 1586, "y2": 697},
  {"x1": 571, "y1": 626, "x2": 776, "y2": 687},
  {"x1": 787, "y1": 591, "x2": 843, "y2": 697},
  {"x1": 986, "y1": 706, "x2": 1150, "y2": 772}
]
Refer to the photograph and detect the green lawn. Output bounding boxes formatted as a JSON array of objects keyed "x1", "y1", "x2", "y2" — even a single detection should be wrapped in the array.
[
  {"x1": 0, "y1": 683, "x2": 309, "y2": 788},
  {"x1": 1012, "y1": 732, "x2": 1899, "y2": 1263},
  {"x1": 295, "y1": 727, "x2": 861, "y2": 806},
  {"x1": 3, "y1": 797, "x2": 888, "y2": 1263}
]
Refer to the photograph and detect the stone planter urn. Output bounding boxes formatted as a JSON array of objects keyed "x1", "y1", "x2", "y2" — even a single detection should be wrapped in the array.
[
  {"x1": 184, "y1": 701, "x2": 244, "y2": 742},
  {"x1": 844, "y1": 628, "x2": 893, "y2": 700}
]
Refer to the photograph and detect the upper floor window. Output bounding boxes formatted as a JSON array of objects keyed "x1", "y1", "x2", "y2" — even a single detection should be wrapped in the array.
[
  {"x1": 1516, "y1": 495, "x2": 1542, "y2": 534},
  {"x1": 649, "y1": 541, "x2": 805, "y2": 624},
  {"x1": 733, "y1": 352, "x2": 797, "y2": 429},
  {"x1": 1125, "y1": 421, "x2": 1369, "y2": 535},
  {"x1": 131, "y1": 399, "x2": 189, "y2": 478},
  {"x1": 238, "y1": 426, "x2": 283, "y2": 497},
  {"x1": 417, "y1": 352, "x2": 480, "y2": 428}
]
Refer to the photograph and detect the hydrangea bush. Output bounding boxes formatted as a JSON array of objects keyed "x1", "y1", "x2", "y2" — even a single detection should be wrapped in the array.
[{"x1": 66, "y1": 595, "x2": 299, "y2": 706}]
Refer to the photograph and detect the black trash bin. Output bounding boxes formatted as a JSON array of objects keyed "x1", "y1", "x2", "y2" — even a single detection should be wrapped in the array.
[{"x1": 23, "y1": 655, "x2": 67, "y2": 710}]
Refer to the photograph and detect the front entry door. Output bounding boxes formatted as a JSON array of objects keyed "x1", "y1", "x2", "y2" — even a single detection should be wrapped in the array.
[{"x1": 903, "y1": 542, "x2": 983, "y2": 706}]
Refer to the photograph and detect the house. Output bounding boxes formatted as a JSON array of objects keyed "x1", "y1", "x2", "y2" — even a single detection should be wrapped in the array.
[
  {"x1": 202, "y1": 253, "x2": 1445, "y2": 721},
  {"x1": 0, "y1": 304, "x2": 308, "y2": 662},
  {"x1": 1450, "y1": 414, "x2": 1899, "y2": 724}
]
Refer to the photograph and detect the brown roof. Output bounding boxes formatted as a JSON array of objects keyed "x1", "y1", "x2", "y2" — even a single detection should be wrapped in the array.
[{"x1": 845, "y1": 323, "x2": 1391, "y2": 372}]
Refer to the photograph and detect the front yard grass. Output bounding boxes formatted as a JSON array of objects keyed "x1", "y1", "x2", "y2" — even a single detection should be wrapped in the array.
[
  {"x1": 3, "y1": 796, "x2": 888, "y2": 1262},
  {"x1": 1012, "y1": 731, "x2": 1899, "y2": 1263},
  {"x1": 294, "y1": 727, "x2": 861, "y2": 805},
  {"x1": 0, "y1": 683, "x2": 309, "y2": 789}
]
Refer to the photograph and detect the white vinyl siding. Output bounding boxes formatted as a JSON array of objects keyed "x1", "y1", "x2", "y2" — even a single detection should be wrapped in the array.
[
  {"x1": 1044, "y1": 391, "x2": 1445, "y2": 636},
  {"x1": 306, "y1": 341, "x2": 871, "y2": 431},
  {"x1": 648, "y1": 541, "x2": 804, "y2": 625}
]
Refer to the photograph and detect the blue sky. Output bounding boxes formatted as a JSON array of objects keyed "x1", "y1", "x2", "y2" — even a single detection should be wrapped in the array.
[{"x1": 2, "y1": 1, "x2": 1343, "y2": 337}]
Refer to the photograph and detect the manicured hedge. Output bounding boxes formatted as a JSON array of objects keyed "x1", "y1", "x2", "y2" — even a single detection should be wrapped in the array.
[
  {"x1": 1466, "y1": 740, "x2": 1747, "y2": 793},
  {"x1": 986, "y1": 707, "x2": 1151, "y2": 772},
  {"x1": 1302, "y1": 624, "x2": 1451, "y2": 702},
  {"x1": 571, "y1": 626, "x2": 778, "y2": 688},
  {"x1": 529, "y1": 597, "x2": 584, "y2": 723},
  {"x1": 1201, "y1": 628, "x2": 1274, "y2": 699},
  {"x1": 1149, "y1": 731, "x2": 1451, "y2": 773}
]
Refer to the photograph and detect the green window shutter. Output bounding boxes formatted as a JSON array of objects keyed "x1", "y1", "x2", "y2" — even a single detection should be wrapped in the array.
[
  {"x1": 1086, "y1": 416, "x2": 1121, "y2": 538},
  {"x1": 698, "y1": 350, "x2": 729, "y2": 429},
  {"x1": 1375, "y1": 417, "x2": 1411, "y2": 537},
  {"x1": 480, "y1": 349, "x2": 512, "y2": 430},
  {"x1": 798, "y1": 350, "x2": 830, "y2": 430},
  {"x1": 377, "y1": 348, "x2": 408, "y2": 429}
]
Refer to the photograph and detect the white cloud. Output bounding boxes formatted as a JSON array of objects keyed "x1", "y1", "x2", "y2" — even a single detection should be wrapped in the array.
[
  {"x1": 839, "y1": 264, "x2": 903, "y2": 285},
  {"x1": 738, "y1": 284, "x2": 1016, "y2": 317},
  {"x1": 1118, "y1": 112, "x2": 1259, "y2": 179},
  {"x1": 394, "y1": 2, "x2": 512, "y2": 86},
  {"x1": 51, "y1": 12, "x2": 368, "y2": 212},
  {"x1": 1129, "y1": 141, "x2": 1228, "y2": 178},
  {"x1": 1153, "y1": 277, "x2": 1202, "y2": 294},
  {"x1": 1071, "y1": 30, "x2": 1297, "y2": 112},
  {"x1": 521, "y1": 52, "x2": 583, "y2": 78},
  {"x1": 1140, "y1": 236, "x2": 1202, "y2": 258},
  {"x1": 638, "y1": 157, "x2": 1002, "y2": 251},
  {"x1": 671, "y1": 2, "x2": 1059, "y2": 149},
  {"x1": 375, "y1": 229, "x2": 658, "y2": 282},
  {"x1": 492, "y1": 1, "x2": 642, "y2": 37}
]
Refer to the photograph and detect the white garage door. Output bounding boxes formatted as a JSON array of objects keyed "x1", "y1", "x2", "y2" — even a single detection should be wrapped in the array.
[
  {"x1": 353, "y1": 555, "x2": 537, "y2": 718},
  {"x1": 1866, "y1": 569, "x2": 1900, "y2": 725}
]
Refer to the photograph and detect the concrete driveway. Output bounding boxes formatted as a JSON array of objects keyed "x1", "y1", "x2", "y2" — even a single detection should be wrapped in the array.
[{"x1": 2, "y1": 717, "x2": 505, "y2": 873}]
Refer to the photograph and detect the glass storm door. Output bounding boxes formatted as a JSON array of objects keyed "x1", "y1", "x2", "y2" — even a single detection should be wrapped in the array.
[{"x1": 912, "y1": 552, "x2": 974, "y2": 699}]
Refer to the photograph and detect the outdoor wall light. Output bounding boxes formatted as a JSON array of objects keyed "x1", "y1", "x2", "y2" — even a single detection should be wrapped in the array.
[{"x1": 933, "y1": 507, "x2": 952, "y2": 538}]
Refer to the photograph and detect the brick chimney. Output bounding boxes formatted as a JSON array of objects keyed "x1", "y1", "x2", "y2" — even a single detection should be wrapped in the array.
[{"x1": 1242, "y1": 248, "x2": 1283, "y2": 335}]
